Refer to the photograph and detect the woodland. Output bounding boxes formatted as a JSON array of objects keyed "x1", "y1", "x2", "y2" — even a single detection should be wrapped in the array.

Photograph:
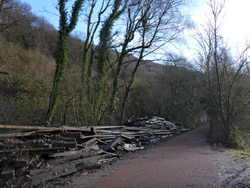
[{"x1": 0, "y1": 0, "x2": 249, "y2": 149}]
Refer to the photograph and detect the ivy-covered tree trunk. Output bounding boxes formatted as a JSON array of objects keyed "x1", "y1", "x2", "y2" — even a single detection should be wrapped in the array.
[
  {"x1": 81, "y1": 0, "x2": 110, "y2": 98},
  {"x1": 46, "y1": 0, "x2": 85, "y2": 124},
  {"x1": 81, "y1": 1, "x2": 95, "y2": 89},
  {"x1": 93, "y1": 0, "x2": 127, "y2": 125},
  {"x1": 97, "y1": 0, "x2": 127, "y2": 78}
]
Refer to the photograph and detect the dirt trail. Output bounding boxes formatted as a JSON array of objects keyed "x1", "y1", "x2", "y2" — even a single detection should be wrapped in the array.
[{"x1": 88, "y1": 124, "x2": 219, "y2": 188}]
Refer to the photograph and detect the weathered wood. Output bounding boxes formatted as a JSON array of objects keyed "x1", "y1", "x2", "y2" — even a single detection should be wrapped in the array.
[
  {"x1": 0, "y1": 125, "x2": 91, "y2": 132},
  {"x1": 66, "y1": 149, "x2": 103, "y2": 161},
  {"x1": 14, "y1": 158, "x2": 28, "y2": 168},
  {"x1": 98, "y1": 157, "x2": 116, "y2": 164},
  {"x1": 92, "y1": 126, "x2": 125, "y2": 130},
  {"x1": 102, "y1": 151, "x2": 118, "y2": 156},
  {"x1": 81, "y1": 134, "x2": 116, "y2": 140},
  {"x1": 81, "y1": 164, "x2": 101, "y2": 170},
  {"x1": 31, "y1": 164, "x2": 78, "y2": 186},
  {"x1": 103, "y1": 136, "x2": 121, "y2": 151},
  {"x1": 52, "y1": 141, "x2": 76, "y2": 148},
  {"x1": 121, "y1": 135, "x2": 134, "y2": 140},
  {"x1": 82, "y1": 138, "x2": 97, "y2": 146},
  {"x1": 0, "y1": 116, "x2": 190, "y2": 187},
  {"x1": 1, "y1": 168, "x2": 14, "y2": 179},
  {"x1": 0, "y1": 131, "x2": 37, "y2": 138},
  {"x1": 50, "y1": 137, "x2": 76, "y2": 142},
  {"x1": 153, "y1": 132, "x2": 173, "y2": 135},
  {"x1": 94, "y1": 130, "x2": 124, "y2": 134},
  {"x1": 0, "y1": 147, "x2": 65, "y2": 155},
  {"x1": 31, "y1": 155, "x2": 104, "y2": 186},
  {"x1": 96, "y1": 139, "x2": 107, "y2": 145},
  {"x1": 32, "y1": 144, "x2": 50, "y2": 149},
  {"x1": 60, "y1": 132, "x2": 82, "y2": 138},
  {"x1": 48, "y1": 152, "x2": 105, "y2": 166},
  {"x1": 49, "y1": 149, "x2": 103, "y2": 166},
  {"x1": 50, "y1": 145, "x2": 98, "y2": 158},
  {"x1": 126, "y1": 117, "x2": 149, "y2": 125},
  {"x1": 122, "y1": 143, "x2": 145, "y2": 151}
]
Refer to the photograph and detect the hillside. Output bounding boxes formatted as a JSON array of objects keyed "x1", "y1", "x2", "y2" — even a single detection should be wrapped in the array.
[{"x1": 0, "y1": 0, "x2": 203, "y2": 127}]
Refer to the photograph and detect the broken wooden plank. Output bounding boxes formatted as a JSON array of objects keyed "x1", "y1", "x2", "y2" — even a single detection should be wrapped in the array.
[
  {"x1": 50, "y1": 144, "x2": 98, "y2": 158},
  {"x1": 91, "y1": 126, "x2": 125, "y2": 130},
  {"x1": 31, "y1": 164, "x2": 78, "y2": 186},
  {"x1": 81, "y1": 164, "x2": 101, "y2": 170},
  {"x1": 0, "y1": 125, "x2": 91, "y2": 133},
  {"x1": 121, "y1": 134, "x2": 134, "y2": 140},
  {"x1": 1, "y1": 168, "x2": 14, "y2": 179},
  {"x1": 51, "y1": 141, "x2": 76, "y2": 148},
  {"x1": 59, "y1": 132, "x2": 82, "y2": 138},
  {"x1": 50, "y1": 137, "x2": 76, "y2": 142},
  {"x1": 0, "y1": 147, "x2": 65, "y2": 155},
  {"x1": 102, "y1": 151, "x2": 118, "y2": 156},
  {"x1": 98, "y1": 157, "x2": 116, "y2": 164},
  {"x1": 65, "y1": 149, "x2": 102, "y2": 161},
  {"x1": 82, "y1": 138, "x2": 97, "y2": 146},
  {"x1": 123, "y1": 144, "x2": 145, "y2": 152},
  {"x1": 48, "y1": 153, "x2": 102, "y2": 167},
  {"x1": 0, "y1": 131, "x2": 37, "y2": 138},
  {"x1": 50, "y1": 150, "x2": 78, "y2": 158},
  {"x1": 81, "y1": 134, "x2": 116, "y2": 140},
  {"x1": 96, "y1": 139, "x2": 108, "y2": 145},
  {"x1": 48, "y1": 149, "x2": 103, "y2": 166},
  {"x1": 13, "y1": 158, "x2": 28, "y2": 168},
  {"x1": 103, "y1": 136, "x2": 121, "y2": 151},
  {"x1": 31, "y1": 154, "x2": 104, "y2": 186}
]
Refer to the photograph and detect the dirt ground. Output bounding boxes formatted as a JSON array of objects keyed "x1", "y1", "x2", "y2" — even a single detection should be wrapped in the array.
[{"x1": 46, "y1": 125, "x2": 250, "y2": 188}]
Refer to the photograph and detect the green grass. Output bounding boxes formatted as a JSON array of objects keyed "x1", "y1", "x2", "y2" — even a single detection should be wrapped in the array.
[{"x1": 225, "y1": 149, "x2": 250, "y2": 160}]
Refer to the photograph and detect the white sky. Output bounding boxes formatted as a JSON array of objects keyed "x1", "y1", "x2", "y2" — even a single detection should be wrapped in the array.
[
  {"x1": 223, "y1": 0, "x2": 250, "y2": 46},
  {"x1": 187, "y1": 0, "x2": 250, "y2": 56}
]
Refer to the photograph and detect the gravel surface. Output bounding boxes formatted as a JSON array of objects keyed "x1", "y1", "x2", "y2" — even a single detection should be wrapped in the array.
[{"x1": 212, "y1": 146, "x2": 250, "y2": 188}]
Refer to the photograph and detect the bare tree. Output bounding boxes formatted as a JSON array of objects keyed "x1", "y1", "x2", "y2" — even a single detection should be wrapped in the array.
[
  {"x1": 195, "y1": 0, "x2": 250, "y2": 145},
  {"x1": 112, "y1": 0, "x2": 186, "y2": 123},
  {"x1": 0, "y1": 0, "x2": 32, "y2": 35}
]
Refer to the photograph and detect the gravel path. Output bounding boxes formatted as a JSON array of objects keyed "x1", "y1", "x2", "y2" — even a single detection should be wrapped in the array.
[{"x1": 87, "y1": 124, "x2": 219, "y2": 188}]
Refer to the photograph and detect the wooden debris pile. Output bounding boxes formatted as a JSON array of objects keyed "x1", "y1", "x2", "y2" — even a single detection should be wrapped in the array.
[{"x1": 0, "y1": 117, "x2": 189, "y2": 187}]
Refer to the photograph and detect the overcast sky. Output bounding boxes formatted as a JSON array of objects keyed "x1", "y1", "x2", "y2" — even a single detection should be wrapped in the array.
[{"x1": 21, "y1": 0, "x2": 250, "y2": 61}]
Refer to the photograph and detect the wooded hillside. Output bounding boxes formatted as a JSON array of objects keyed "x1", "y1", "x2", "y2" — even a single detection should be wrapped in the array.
[{"x1": 0, "y1": 0, "x2": 249, "y2": 148}]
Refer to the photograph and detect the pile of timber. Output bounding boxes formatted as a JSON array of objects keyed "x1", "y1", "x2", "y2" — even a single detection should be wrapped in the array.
[{"x1": 0, "y1": 116, "x2": 190, "y2": 187}]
